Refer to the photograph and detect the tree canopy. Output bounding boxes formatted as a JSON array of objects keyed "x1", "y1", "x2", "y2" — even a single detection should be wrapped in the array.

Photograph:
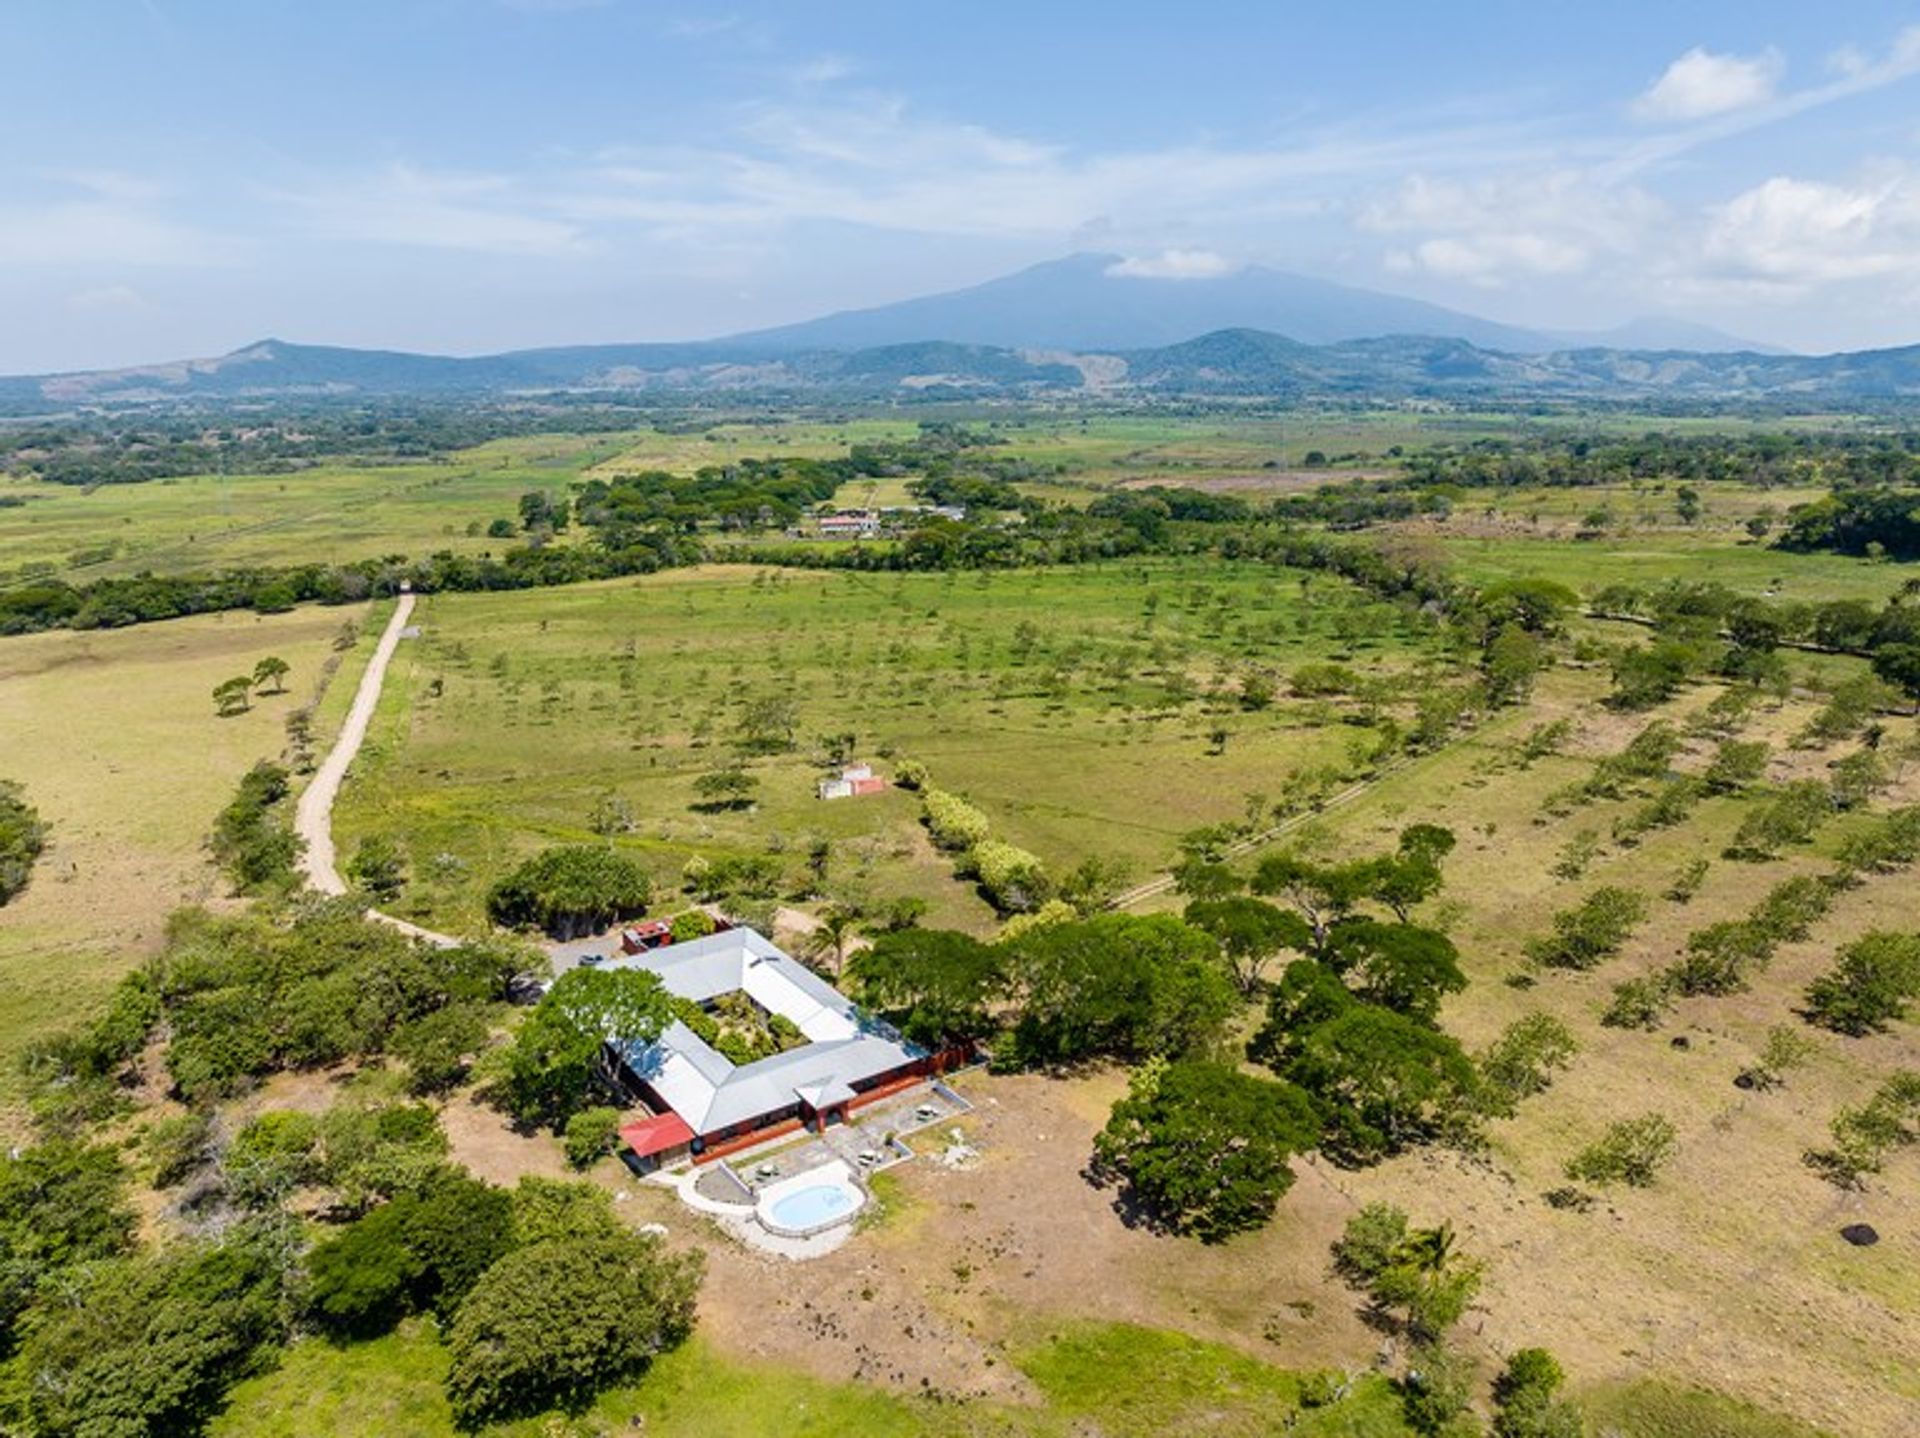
[
  {"x1": 443, "y1": 1232, "x2": 702, "y2": 1427},
  {"x1": 493, "y1": 967, "x2": 674, "y2": 1128},
  {"x1": 1093, "y1": 1059, "x2": 1321, "y2": 1242},
  {"x1": 486, "y1": 844, "x2": 654, "y2": 939}
]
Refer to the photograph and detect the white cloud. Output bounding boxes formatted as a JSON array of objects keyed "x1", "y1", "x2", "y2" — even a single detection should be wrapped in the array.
[
  {"x1": 271, "y1": 165, "x2": 588, "y2": 257},
  {"x1": 1360, "y1": 171, "x2": 1664, "y2": 287},
  {"x1": 68, "y1": 285, "x2": 152, "y2": 314},
  {"x1": 0, "y1": 202, "x2": 233, "y2": 267},
  {"x1": 1702, "y1": 169, "x2": 1920, "y2": 289},
  {"x1": 1105, "y1": 249, "x2": 1236, "y2": 280},
  {"x1": 1633, "y1": 47, "x2": 1783, "y2": 123}
]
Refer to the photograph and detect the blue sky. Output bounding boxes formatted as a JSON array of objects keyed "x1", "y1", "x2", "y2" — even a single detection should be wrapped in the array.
[{"x1": 4, "y1": 1, "x2": 1920, "y2": 369}]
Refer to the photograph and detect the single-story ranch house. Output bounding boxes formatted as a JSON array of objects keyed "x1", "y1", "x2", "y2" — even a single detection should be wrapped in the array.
[{"x1": 607, "y1": 927, "x2": 956, "y2": 1167}]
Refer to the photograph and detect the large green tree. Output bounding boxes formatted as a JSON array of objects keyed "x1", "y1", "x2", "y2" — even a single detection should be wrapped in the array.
[
  {"x1": 486, "y1": 845, "x2": 653, "y2": 939},
  {"x1": 999, "y1": 915, "x2": 1236, "y2": 1068},
  {"x1": 1181, "y1": 897, "x2": 1311, "y2": 994},
  {"x1": 494, "y1": 967, "x2": 674, "y2": 1127},
  {"x1": 443, "y1": 1232, "x2": 702, "y2": 1427},
  {"x1": 1283, "y1": 1006, "x2": 1479, "y2": 1164},
  {"x1": 1321, "y1": 919, "x2": 1465, "y2": 1023},
  {"x1": 1093, "y1": 1059, "x2": 1321, "y2": 1242},
  {"x1": 846, "y1": 928, "x2": 1004, "y2": 1048}
]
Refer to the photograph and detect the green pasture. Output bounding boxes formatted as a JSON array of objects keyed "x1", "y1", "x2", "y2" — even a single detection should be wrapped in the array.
[
  {"x1": 333, "y1": 558, "x2": 1446, "y2": 935},
  {"x1": 0, "y1": 432, "x2": 633, "y2": 583},
  {"x1": 212, "y1": 1322, "x2": 1416, "y2": 1438}
]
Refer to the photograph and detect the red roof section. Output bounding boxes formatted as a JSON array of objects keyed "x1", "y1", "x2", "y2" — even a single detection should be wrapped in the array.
[{"x1": 620, "y1": 1112, "x2": 696, "y2": 1157}]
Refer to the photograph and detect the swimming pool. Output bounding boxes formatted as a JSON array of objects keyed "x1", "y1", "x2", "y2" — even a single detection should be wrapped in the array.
[
  {"x1": 754, "y1": 1159, "x2": 867, "y2": 1237},
  {"x1": 769, "y1": 1183, "x2": 856, "y2": 1229}
]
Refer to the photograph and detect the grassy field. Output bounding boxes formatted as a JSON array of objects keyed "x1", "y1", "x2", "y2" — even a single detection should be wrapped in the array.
[
  {"x1": 334, "y1": 558, "x2": 1440, "y2": 934},
  {"x1": 0, "y1": 603, "x2": 367, "y2": 1128},
  {"x1": 213, "y1": 1323, "x2": 1417, "y2": 1438},
  {"x1": 9, "y1": 409, "x2": 1876, "y2": 588},
  {"x1": 0, "y1": 433, "x2": 637, "y2": 583}
]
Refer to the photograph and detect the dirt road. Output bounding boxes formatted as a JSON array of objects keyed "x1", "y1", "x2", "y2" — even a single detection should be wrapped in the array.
[{"x1": 295, "y1": 592, "x2": 415, "y2": 898}]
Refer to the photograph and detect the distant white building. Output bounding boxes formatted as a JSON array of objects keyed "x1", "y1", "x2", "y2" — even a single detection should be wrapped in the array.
[{"x1": 817, "y1": 762, "x2": 886, "y2": 800}]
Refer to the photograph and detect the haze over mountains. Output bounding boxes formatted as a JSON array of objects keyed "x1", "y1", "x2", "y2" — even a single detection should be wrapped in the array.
[{"x1": 6, "y1": 252, "x2": 1917, "y2": 412}]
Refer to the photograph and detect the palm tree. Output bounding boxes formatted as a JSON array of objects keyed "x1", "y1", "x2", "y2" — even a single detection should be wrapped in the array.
[
  {"x1": 1397, "y1": 1221, "x2": 1458, "y2": 1276},
  {"x1": 804, "y1": 904, "x2": 863, "y2": 977}
]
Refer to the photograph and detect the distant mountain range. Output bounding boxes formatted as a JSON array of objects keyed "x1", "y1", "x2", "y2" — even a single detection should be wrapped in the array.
[
  {"x1": 715, "y1": 253, "x2": 1776, "y2": 356},
  {"x1": 4, "y1": 253, "x2": 1916, "y2": 411}
]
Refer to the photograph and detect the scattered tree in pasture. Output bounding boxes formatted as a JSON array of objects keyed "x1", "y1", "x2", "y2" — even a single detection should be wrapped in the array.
[
  {"x1": 1804, "y1": 933, "x2": 1920, "y2": 1036},
  {"x1": 587, "y1": 790, "x2": 634, "y2": 835},
  {"x1": 1476, "y1": 1014, "x2": 1578, "y2": 1117},
  {"x1": 1491, "y1": 1348, "x2": 1585, "y2": 1438},
  {"x1": 1666, "y1": 856, "x2": 1711, "y2": 903},
  {"x1": 1829, "y1": 747, "x2": 1890, "y2": 811},
  {"x1": 212, "y1": 674, "x2": 254, "y2": 717},
  {"x1": 1737, "y1": 1025, "x2": 1819, "y2": 1092},
  {"x1": 1524, "y1": 887, "x2": 1647, "y2": 971},
  {"x1": 1703, "y1": 739, "x2": 1769, "y2": 794},
  {"x1": 1602, "y1": 973, "x2": 1676, "y2": 1031},
  {"x1": 1565, "y1": 1113, "x2": 1677, "y2": 1188},
  {"x1": 251, "y1": 655, "x2": 290, "y2": 694},
  {"x1": 1092, "y1": 1058, "x2": 1321, "y2": 1242},
  {"x1": 691, "y1": 766, "x2": 758, "y2": 811},
  {"x1": 735, "y1": 693, "x2": 799, "y2": 752},
  {"x1": 0, "y1": 779, "x2": 48, "y2": 907},
  {"x1": 1724, "y1": 780, "x2": 1832, "y2": 861},
  {"x1": 346, "y1": 834, "x2": 408, "y2": 900},
  {"x1": 1331, "y1": 1202, "x2": 1484, "y2": 1342},
  {"x1": 1803, "y1": 1070, "x2": 1920, "y2": 1188}
]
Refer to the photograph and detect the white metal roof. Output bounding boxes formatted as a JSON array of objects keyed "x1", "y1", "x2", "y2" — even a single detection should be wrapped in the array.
[{"x1": 606, "y1": 928, "x2": 921, "y2": 1135}]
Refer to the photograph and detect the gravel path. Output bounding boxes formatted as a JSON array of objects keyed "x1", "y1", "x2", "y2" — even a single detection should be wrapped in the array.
[
  {"x1": 291, "y1": 593, "x2": 459, "y2": 947},
  {"x1": 296, "y1": 592, "x2": 415, "y2": 895}
]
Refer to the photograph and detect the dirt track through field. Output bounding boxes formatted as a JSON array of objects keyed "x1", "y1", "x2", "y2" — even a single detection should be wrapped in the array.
[
  {"x1": 291, "y1": 592, "x2": 456, "y2": 947},
  {"x1": 296, "y1": 592, "x2": 414, "y2": 895}
]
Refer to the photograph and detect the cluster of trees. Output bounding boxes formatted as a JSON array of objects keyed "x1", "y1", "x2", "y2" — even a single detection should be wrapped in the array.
[
  {"x1": 1401, "y1": 431, "x2": 1905, "y2": 492},
  {"x1": 21, "y1": 903, "x2": 530, "y2": 1122},
  {"x1": 305, "y1": 1167, "x2": 702, "y2": 1426},
  {"x1": 1603, "y1": 805, "x2": 1920, "y2": 1032},
  {"x1": 212, "y1": 655, "x2": 292, "y2": 716},
  {"x1": 1330, "y1": 1204, "x2": 1587, "y2": 1436},
  {"x1": 0, "y1": 778, "x2": 47, "y2": 906},
  {"x1": 1, "y1": 401, "x2": 624, "y2": 487},
  {"x1": 1779, "y1": 484, "x2": 1920, "y2": 560},
  {"x1": 0, "y1": 1112, "x2": 700, "y2": 1433},
  {"x1": 209, "y1": 760, "x2": 301, "y2": 892},
  {"x1": 1593, "y1": 578, "x2": 1920, "y2": 707},
  {"x1": 486, "y1": 843, "x2": 654, "y2": 938}
]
